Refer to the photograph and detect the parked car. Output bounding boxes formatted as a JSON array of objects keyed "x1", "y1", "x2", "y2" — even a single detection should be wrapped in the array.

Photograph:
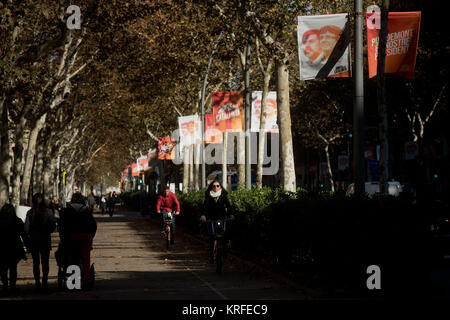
[{"x1": 346, "y1": 181, "x2": 403, "y2": 198}]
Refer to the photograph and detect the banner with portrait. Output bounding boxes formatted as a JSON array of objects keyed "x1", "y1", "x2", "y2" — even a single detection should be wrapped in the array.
[
  {"x1": 366, "y1": 11, "x2": 421, "y2": 79},
  {"x1": 205, "y1": 113, "x2": 223, "y2": 144},
  {"x1": 212, "y1": 91, "x2": 244, "y2": 133},
  {"x1": 178, "y1": 115, "x2": 202, "y2": 150},
  {"x1": 158, "y1": 136, "x2": 175, "y2": 160},
  {"x1": 297, "y1": 13, "x2": 351, "y2": 80},
  {"x1": 250, "y1": 91, "x2": 278, "y2": 133}
]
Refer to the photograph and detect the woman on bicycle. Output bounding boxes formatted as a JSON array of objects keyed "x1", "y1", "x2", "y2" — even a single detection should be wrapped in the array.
[{"x1": 200, "y1": 180, "x2": 234, "y2": 264}]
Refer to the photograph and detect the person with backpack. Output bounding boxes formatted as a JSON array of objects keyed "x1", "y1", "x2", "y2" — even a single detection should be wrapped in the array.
[
  {"x1": 59, "y1": 192, "x2": 97, "y2": 290},
  {"x1": 0, "y1": 203, "x2": 27, "y2": 295},
  {"x1": 24, "y1": 193, "x2": 56, "y2": 291}
]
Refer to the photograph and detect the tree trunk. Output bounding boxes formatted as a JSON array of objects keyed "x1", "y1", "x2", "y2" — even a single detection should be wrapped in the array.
[
  {"x1": 20, "y1": 114, "x2": 46, "y2": 203},
  {"x1": 182, "y1": 146, "x2": 189, "y2": 193},
  {"x1": 10, "y1": 117, "x2": 27, "y2": 206},
  {"x1": 188, "y1": 144, "x2": 194, "y2": 191},
  {"x1": 237, "y1": 132, "x2": 245, "y2": 189},
  {"x1": 43, "y1": 156, "x2": 55, "y2": 199},
  {"x1": 324, "y1": 144, "x2": 335, "y2": 192},
  {"x1": 257, "y1": 76, "x2": 271, "y2": 188},
  {"x1": 194, "y1": 143, "x2": 200, "y2": 190},
  {"x1": 33, "y1": 142, "x2": 45, "y2": 194},
  {"x1": 222, "y1": 132, "x2": 228, "y2": 189},
  {"x1": 0, "y1": 97, "x2": 11, "y2": 205},
  {"x1": 276, "y1": 61, "x2": 296, "y2": 192}
]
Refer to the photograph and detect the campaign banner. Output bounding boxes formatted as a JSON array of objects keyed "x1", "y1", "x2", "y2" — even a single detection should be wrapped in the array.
[
  {"x1": 205, "y1": 114, "x2": 223, "y2": 144},
  {"x1": 251, "y1": 91, "x2": 279, "y2": 133},
  {"x1": 405, "y1": 141, "x2": 419, "y2": 160},
  {"x1": 158, "y1": 136, "x2": 175, "y2": 160},
  {"x1": 212, "y1": 91, "x2": 244, "y2": 133},
  {"x1": 297, "y1": 13, "x2": 351, "y2": 80},
  {"x1": 366, "y1": 11, "x2": 421, "y2": 79},
  {"x1": 338, "y1": 155, "x2": 349, "y2": 171},
  {"x1": 131, "y1": 163, "x2": 139, "y2": 176},
  {"x1": 137, "y1": 156, "x2": 149, "y2": 171},
  {"x1": 178, "y1": 115, "x2": 202, "y2": 149},
  {"x1": 148, "y1": 148, "x2": 157, "y2": 160}
]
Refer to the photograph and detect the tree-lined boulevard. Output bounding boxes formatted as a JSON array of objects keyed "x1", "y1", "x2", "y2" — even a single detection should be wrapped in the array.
[{"x1": 1, "y1": 0, "x2": 449, "y2": 303}]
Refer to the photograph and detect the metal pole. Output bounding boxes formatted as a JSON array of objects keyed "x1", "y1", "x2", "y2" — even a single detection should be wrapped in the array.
[
  {"x1": 377, "y1": 0, "x2": 390, "y2": 194},
  {"x1": 201, "y1": 32, "x2": 223, "y2": 189},
  {"x1": 245, "y1": 31, "x2": 252, "y2": 189},
  {"x1": 353, "y1": 0, "x2": 365, "y2": 195}
]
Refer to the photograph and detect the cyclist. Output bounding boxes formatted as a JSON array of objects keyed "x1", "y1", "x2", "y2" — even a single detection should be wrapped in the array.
[
  {"x1": 200, "y1": 180, "x2": 234, "y2": 264},
  {"x1": 156, "y1": 186, "x2": 180, "y2": 244}
]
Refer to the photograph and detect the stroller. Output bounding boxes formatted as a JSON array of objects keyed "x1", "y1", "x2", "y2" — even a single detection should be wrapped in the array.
[{"x1": 55, "y1": 239, "x2": 95, "y2": 290}]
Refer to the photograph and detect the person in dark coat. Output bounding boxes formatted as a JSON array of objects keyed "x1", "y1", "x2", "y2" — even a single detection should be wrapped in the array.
[
  {"x1": 0, "y1": 204, "x2": 27, "y2": 295},
  {"x1": 59, "y1": 192, "x2": 97, "y2": 290},
  {"x1": 200, "y1": 180, "x2": 234, "y2": 264},
  {"x1": 24, "y1": 193, "x2": 56, "y2": 291}
]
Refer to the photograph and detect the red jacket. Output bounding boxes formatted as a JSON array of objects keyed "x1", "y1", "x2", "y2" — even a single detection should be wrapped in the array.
[{"x1": 156, "y1": 192, "x2": 180, "y2": 213}]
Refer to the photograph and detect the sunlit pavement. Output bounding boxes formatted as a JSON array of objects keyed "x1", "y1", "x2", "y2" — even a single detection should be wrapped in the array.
[{"x1": 1, "y1": 207, "x2": 313, "y2": 300}]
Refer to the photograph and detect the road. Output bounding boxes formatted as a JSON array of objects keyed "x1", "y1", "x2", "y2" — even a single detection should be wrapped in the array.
[{"x1": 1, "y1": 207, "x2": 314, "y2": 300}]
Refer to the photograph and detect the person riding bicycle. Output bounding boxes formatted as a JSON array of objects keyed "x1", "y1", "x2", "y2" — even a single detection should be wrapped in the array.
[
  {"x1": 156, "y1": 186, "x2": 180, "y2": 244},
  {"x1": 200, "y1": 180, "x2": 234, "y2": 264}
]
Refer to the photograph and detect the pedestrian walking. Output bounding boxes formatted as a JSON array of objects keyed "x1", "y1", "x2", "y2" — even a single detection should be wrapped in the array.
[
  {"x1": 107, "y1": 192, "x2": 116, "y2": 217},
  {"x1": 59, "y1": 193, "x2": 97, "y2": 290},
  {"x1": 0, "y1": 204, "x2": 27, "y2": 295},
  {"x1": 24, "y1": 193, "x2": 56, "y2": 291},
  {"x1": 100, "y1": 194, "x2": 106, "y2": 215},
  {"x1": 87, "y1": 193, "x2": 96, "y2": 213}
]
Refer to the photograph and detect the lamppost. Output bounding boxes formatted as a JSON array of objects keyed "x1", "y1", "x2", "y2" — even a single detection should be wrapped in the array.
[{"x1": 201, "y1": 32, "x2": 223, "y2": 189}]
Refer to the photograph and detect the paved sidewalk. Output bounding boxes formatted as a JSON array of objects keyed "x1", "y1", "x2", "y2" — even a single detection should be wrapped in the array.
[{"x1": 1, "y1": 208, "x2": 314, "y2": 300}]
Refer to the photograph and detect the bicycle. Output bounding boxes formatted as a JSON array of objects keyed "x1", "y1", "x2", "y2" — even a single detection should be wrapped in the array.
[
  {"x1": 162, "y1": 211, "x2": 174, "y2": 250},
  {"x1": 204, "y1": 216, "x2": 234, "y2": 274}
]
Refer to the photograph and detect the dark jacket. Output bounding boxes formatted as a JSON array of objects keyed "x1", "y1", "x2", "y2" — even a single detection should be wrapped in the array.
[
  {"x1": 0, "y1": 214, "x2": 26, "y2": 264},
  {"x1": 24, "y1": 208, "x2": 56, "y2": 251},
  {"x1": 202, "y1": 190, "x2": 233, "y2": 220},
  {"x1": 60, "y1": 203, "x2": 97, "y2": 238}
]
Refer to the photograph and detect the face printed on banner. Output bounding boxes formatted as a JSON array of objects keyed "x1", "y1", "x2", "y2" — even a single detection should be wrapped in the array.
[
  {"x1": 302, "y1": 29, "x2": 323, "y2": 63},
  {"x1": 319, "y1": 25, "x2": 342, "y2": 59}
]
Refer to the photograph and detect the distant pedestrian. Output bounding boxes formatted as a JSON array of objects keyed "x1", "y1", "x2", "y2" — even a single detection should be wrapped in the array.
[
  {"x1": 107, "y1": 193, "x2": 115, "y2": 217},
  {"x1": 87, "y1": 193, "x2": 96, "y2": 213},
  {"x1": 0, "y1": 204, "x2": 27, "y2": 295},
  {"x1": 24, "y1": 193, "x2": 56, "y2": 291},
  {"x1": 100, "y1": 195, "x2": 106, "y2": 215}
]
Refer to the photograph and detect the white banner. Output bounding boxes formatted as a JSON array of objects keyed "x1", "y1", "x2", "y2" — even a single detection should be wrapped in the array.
[
  {"x1": 297, "y1": 13, "x2": 351, "y2": 80},
  {"x1": 178, "y1": 115, "x2": 202, "y2": 150},
  {"x1": 251, "y1": 91, "x2": 278, "y2": 133}
]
